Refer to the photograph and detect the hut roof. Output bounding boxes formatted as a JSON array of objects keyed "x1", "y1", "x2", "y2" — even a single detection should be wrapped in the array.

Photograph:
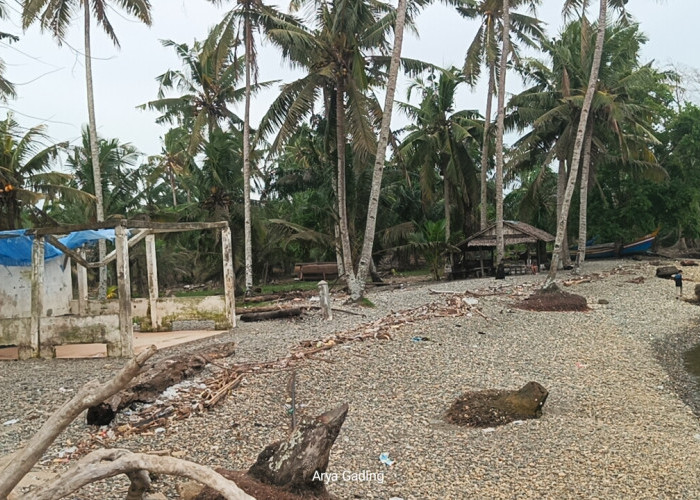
[{"x1": 459, "y1": 221, "x2": 555, "y2": 248}]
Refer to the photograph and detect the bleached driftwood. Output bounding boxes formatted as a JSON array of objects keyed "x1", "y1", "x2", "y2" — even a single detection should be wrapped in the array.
[
  {"x1": 22, "y1": 449, "x2": 253, "y2": 500},
  {"x1": 0, "y1": 346, "x2": 158, "y2": 499}
]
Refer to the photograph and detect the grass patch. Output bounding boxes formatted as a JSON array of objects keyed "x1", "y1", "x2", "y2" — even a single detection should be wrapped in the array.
[
  {"x1": 357, "y1": 297, "x2": 375, "y2": 308},
  {"x1": 173, "y1": 288, "x2": 224, "y2": 297},
  {"x1": 391, "y1": 268, "x2": 432, "y2": 278}
]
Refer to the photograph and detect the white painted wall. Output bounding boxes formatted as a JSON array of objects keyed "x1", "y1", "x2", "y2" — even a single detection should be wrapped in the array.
[{"x1": 0, "y1": 257, "x2": 73, "y2": 318}]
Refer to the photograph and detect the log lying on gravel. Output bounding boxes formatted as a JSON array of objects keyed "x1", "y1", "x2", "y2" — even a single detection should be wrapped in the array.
[
  {"x1": 87, "y1": 343, "x2": 237, "y2": 426},
  {"x1": 239, "y1": 308, "x2": 303, "y2": 322},
  {"x1": 446, "y1": 381, "x2": 549, "y2": 427},
  {"x1": 656, "y1": 266, "x2": 679, "y2": 279},
  {"x1": 194, "y1": 404, "x2": 349, "y2": 500}
]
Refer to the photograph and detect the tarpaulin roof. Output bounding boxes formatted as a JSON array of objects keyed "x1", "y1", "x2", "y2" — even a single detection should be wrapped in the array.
[{"x1": 0, "y1": 229, "x2": 117, "y2": 267}]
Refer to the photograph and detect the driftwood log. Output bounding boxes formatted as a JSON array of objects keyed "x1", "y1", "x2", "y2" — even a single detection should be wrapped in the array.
[
  {"x1": 1, "y1": 346, "x2": 257, "y2": 500},
  {"x1": 23, "y1": 449, "x2": 253, "y2": 500},
  {"x1": 446, "y1": 381, "x2": 549, "y2": 427},
  {"x1": 87, "y1": 343, "x2": 237, "y2": 426},
  {"x1": 194, "y1": 404, "x2": 349, "y2": 500},
  {"x1": 0, "y1": 346, "x2": 157, "y2": 500},
  {"x1": 239, "y1": 308, "x2": 303, "y2": 322}
]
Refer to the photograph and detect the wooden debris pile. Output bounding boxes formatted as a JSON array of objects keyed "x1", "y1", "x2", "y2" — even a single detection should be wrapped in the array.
[{"x1": 92, "y1": 293, "x2": 488, "y2": 441}]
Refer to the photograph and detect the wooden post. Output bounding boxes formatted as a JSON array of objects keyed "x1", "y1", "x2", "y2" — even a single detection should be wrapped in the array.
[
  {"x1": 114, "y1": 223, "x2": 133, "y2": 357},
  {"x1": 221, "y1": 226, "x2": 236, "y2": 328},
  {"x1": 77, "y1": 247, "x2": 88, "y2": 316},
  {"x1": 145, "y1": 233, "x2": 160, "y2": 330},
  {"x1": 20, "y1": 236, "x2": 44, "y2": 359},
  {"x1": 317, "y1": 280, "x2": 332, "y2": 320}
]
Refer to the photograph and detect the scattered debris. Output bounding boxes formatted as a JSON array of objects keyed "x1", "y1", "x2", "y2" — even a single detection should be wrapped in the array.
[
  {"x1": 379, "y1": 452, "x2": 395, "y2": 466},
  {"x1": 516, "y1": 285, "x2": 588, "y2": 312}
]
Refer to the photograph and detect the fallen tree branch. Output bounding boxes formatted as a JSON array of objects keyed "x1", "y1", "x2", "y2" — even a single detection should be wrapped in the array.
[
  {"x1": 0, "y1": 346, "x2": 158, "y2": 499},
  {"x1": 22, "y1": 449, "x2": 253, "y2": 500}
]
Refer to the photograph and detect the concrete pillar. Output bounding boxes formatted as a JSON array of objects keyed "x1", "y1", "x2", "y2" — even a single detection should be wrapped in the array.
[
  {"x1": 77, "y1": 247, "x2": 88, "y2": 316},
  {"x1": 145, "y1": 233, "x2": 160, "y2": 330},
  {"x1": 318, "y1": 280, "x2": 332, "y2": 320},
  {"x1": 114, "y1": 223, "x2": 133, "y2": 357},
  {"x1": 221, "y1": 226, "x2": 236, "y2": 328},
  {"x1": 19, "y1": 236, "x2": 44, "y2": 359}
]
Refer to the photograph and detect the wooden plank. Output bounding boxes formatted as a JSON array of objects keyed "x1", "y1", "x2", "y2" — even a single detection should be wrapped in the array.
[
  {"x1": 45, "y1": 235, "x2": 91, "y2": 268},
  {"x1": 221, "y1": 226, "x2": 236, "y2": 328},
  {"x1": 126, "y1": 220, "x2": 229, "y2": 232},
  {"x1": 91, "y1": 229, "x2": 149, "y2": 268},
  {"x1": 114, "y1": 224, "x2": 133, "y2": 357},
  {"x1": 30, "y1": 220, "x2": 121, "y2": 236}
]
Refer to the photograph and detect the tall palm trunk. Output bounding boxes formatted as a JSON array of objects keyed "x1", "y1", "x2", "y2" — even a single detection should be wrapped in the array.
[
  {"x1": 335, "y1": 78, "x2": 354, "y2": 286},
  {"x1": 444, "y1": 173, "x2": 451, "y2": 244},
  {"x1": 243, "y1": 16, "x2": 254, "y2": 294},
  {"x1": 353, "y1": 0, "x2": 407, "y2": 300},
  {"x1": 545, "y1": 0, "x2": 607, "y2": 288},
  {"x1": 480, "y1": 62, "x2": 495, "y2": 230},
  {"x1": 494, "y1": 0, "x2": 511, "y2": 265},
  {"x1": 84, "y1": 2, "x2": 106, "y2": 299},
  {"x1": 168, "y1": 167, "x2": 177, "y2": 206},
  {"x1": 574, "y1": 123, "x2": 594, "y2": 273},
  {"x1": 556, "y1": 156, "x2": 571, "y2": 267}
]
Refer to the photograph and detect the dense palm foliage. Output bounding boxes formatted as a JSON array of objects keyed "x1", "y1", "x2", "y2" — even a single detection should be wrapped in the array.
[{"x1": 3, "y1": 0, "x2": 700, "y2": 294}]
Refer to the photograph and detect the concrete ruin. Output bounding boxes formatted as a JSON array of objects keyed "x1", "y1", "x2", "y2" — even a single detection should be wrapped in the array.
[{"x1": 0, "y1": 220, "x2": 236, "y2": 359}]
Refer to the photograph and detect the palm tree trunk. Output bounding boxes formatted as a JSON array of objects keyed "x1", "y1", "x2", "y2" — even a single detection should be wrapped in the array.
[
  {"x1": 545, "y1": 0, "x2": 607, "y2": 288},
  {"x1": 353, "y1": 0, "x2": 407, "y2": 300},
  {"x1": 243, "y1": 17, "x2": 254, "y2": 295},
  {"x1": 335, "y1": 78, "x2": 355, "y2": 289},
  {"x1": 444, "y1": 174, "x2": 451, "y2": 243},
  {"x1": 84, "y1": 1, "x2": 106, "y2": 299},
  {"x1": 168, "y1": 167, "x2": 177, "y2": 207},
  {"x1": 574, "y1": 123, "x2": 594, "y2": 273},
  {"x1": 556, "y1": 157, "x2": 571, "y2": 267},
  {"x1": 480, "y1": 64, "x2": 495, "y2": 230},
  {"x1": 494, "y1": 0, "x2": 510, "y2": 266}
]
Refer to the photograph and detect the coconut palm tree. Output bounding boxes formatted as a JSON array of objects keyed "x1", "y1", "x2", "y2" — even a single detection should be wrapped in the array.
[
  {"x1": 204, "y1": 3, "x2": 300, "y2": 294},
  {"x1": 0, "y1": 1, "x2": 17, "y2": 100},
  {"x1": 544, "y1": 0, "x2": 629, "y2": 287},
  {"x1": 22, "y1": 0, "x2": 151, "y2": 297},
  {"x1": 398, "y1": 67, "x2": 481, "y2": 243},
  {"x1": 259, "y1": 0, "x2": 399, "y2": 297},
  {"x1": 0, "y1": 114, "x2": 89, "y2": 230},
  {"x1": 458, "y1": 0, "x2": 543, "y2": 231}
]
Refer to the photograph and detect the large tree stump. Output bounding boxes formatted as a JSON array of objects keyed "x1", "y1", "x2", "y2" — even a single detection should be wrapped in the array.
[
  {"x1": 446, "y1": 381, "x2": 549, "y2": 427},
  {"x1": 194, "y1": 404, "x2": 349, "y2": 500},
  {"x1": 87, "y1": 343, "x2": 236, "y2": 425}
]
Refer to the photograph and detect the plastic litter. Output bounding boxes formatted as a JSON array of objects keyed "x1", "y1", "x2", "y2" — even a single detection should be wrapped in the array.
[
  {"x1": 57, "y1": 446, "x2": 77, "y2": 458},
  {"x1": 3, "y1": 419, "x2": 19, "y2": 426},
  {"x1": 379, "y1": 452, "x2": 395, "y2": 466},
  {"x1": 411, "y1": 336, "x2": 430, "y2": 342}
]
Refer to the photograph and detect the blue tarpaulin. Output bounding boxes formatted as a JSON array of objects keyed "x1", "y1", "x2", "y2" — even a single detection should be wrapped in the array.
[{"x1": 0, "y1": 229, "x2": 117, "y2": 267}]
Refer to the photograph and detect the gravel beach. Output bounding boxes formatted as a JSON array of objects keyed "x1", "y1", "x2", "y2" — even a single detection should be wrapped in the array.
[{"x1": 1, "y1": 258, "x2": 700, "y2": 499}]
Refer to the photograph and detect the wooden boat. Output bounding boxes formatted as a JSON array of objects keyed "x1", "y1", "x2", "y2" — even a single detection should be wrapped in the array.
[
  {"x1": 579, "y1": 229, "x2": 658, "y2": 259},
  {"x1": 620, "y1": 229, "x2": 659, "y2": 256}
]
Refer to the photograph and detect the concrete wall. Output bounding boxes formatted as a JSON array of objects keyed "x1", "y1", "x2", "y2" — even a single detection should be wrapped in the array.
[
  {"x1": 0, "y1": 258, "x2": 73, "y2": 318},
  {"x1": 71, "y1": 295, "x2": 228, "y2": 325}
]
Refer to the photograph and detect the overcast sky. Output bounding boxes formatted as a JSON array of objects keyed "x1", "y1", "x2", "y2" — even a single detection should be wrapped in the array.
[{"x1": 1, "y1": 0, "x2": 695, "y2": 159}]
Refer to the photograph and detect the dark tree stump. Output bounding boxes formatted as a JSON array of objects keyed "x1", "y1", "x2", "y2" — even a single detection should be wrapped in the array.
[
  {"x1": 446, "y1": 381, "x2": 549, "y2": 427},
  {"x1": 193, "y1": 404, "x2": 349, "y2": 500},
  {"x1": 87, "y1": 343, "x2": 236, "y2": 425},
  {"x1": 656, "y1": 266, "x2": 680, "y2": 279},
  {"x1": 681, "y1": 260, "x2": 698, "y2": 266}
]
